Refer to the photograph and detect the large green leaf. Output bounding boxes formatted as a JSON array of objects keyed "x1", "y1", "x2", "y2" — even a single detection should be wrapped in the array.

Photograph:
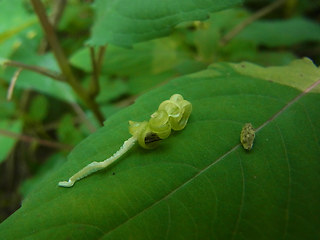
[
  {"x1": 87, "y1": 0, "x2": 242, "y2": 47},
  {"x1": 0, "y1": 59, "x2": 319, "y2": 239}
]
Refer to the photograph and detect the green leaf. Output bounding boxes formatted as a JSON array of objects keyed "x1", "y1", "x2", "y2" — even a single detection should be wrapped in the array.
[
  {"x1": 0, "y1": 85, "x2": 15, "y2": 118},
  {"x1": 87, "y1": 0, "x2": 242, "y2": 47},
  {"x1": 0, "y1": 120, "x2": 22, "y2": 163},
  {"x1": 0, "y1": 0, "x2": 38, "y2": 58},
  {"x1": 96, "y1": 77, "x2": 128, "y2": 103},
  {"x1": 71, "y1": 37, "x2": 196, "y2": 95},
  {"x1": 58, "y1": 114, "x2": 84, "y2": 146},
  {"x1": 0, "y1": 59, "x2": 319, "y2": 239},
  {"x1": 236, "y1": 17, "x2": 320, "y2": 47},
  {"x1": 28, "y1": 95, "x2": 49, "y2": 121},
  {"x1": 186, "y1": 8, "x2": 249, "y2": 63}
]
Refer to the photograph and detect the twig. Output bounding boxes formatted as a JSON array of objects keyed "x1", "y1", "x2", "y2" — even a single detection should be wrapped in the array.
[
  {"x1": 220, "y1": 0, "x2": 286, "y2": 46},
  {"x1": 7, "y1": 68, "x2": 23, "y2": 101},
  {"x1": 97, "y1": 45, "x2": 107, "y2": 76},
  {"x1": 89, "y1": 47, "x2": 99, "y2": 97},
  {"x1": 49, "y1": 0, "x2": 67, "y2": 28},
  {"x1": 39, "y1": 0, "x2": 67, "y2": 53},
  {"x1": 0, "y1": 129, "x2": 72, "y2": 150},
  {"x1": 30, "y1": 0, "x2": 105, "y2": 126},
  {"x1": 70, "y1": 102, "x2": 97, "y2": 133},
  {"x1": 4, "y1": 60, "x2": 65, "y2": 81},
  {"x1": 89, "y1": 45, "x2": 107, "y2": 97}
]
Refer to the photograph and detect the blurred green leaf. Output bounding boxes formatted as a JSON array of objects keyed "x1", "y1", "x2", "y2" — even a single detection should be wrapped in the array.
[
  {"x1": 28, "y1": 95, "x2": 49, "y2": 121},
  {"x1": 83, "y1": 104, "x2": 123, "y2": 132},
  {"x1": 96, "y1": 77, "x2": 128, "y2": 103},
  {"x1": 87, "y1": 0, "x2": 242, "y2": 47},
  {"x1": 71, "y1": 37, "x2": 196, "y2": 95},
  {"x1": 242, "y1": 51, "x2": 296, "y2": 66},
  {"x1": 0, "y1": 86, "x2": 15, "y2": 118},
  {"x1": 127, "y1": 71, "x2": 175, "y2": 95},
  {"x1": 57, "y1": 114, "x2": 84, "y2": 146},
  {"x1": 0, "y1": 58, "x2": 319, "y2": 239},
  {"x1": 187, "y1": 9, "x2": 249, "y2": 63},
  {"x1": 0, "y1": 0, "x2": 38, "y2": 58},
  {"x1": 180, "y1": 9, "x2": 297, "y2": 66},
  {"x1": 58, "y1": 2, "x2": 92, "y2": 33},
  {"x1": 236, "y1": 17, "x2": 320, "y2": 47},
  {"x1": 71, "y1": 37, "x2": 192, "y2": 77},
  {"x1": 0, "y1": 120, "x2": 22, "y2": 163}
]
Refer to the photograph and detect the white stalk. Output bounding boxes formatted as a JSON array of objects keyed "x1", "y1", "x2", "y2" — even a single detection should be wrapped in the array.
[{"x1": 58, "y1": 136, "x2": 137, "y2": 187}]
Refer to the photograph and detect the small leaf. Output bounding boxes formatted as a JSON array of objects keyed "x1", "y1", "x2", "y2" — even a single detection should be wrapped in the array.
[
  {"x1": 28, "y1": 95, "x2": 49, "y2": 121},
  {"x1": 58, "y1": 114, "x2": 84, "y2": 146}
]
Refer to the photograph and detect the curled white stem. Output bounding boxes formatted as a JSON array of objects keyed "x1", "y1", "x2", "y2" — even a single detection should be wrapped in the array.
[{"x1": 58, "y1": 136, "x2": 137, "y2": 187}]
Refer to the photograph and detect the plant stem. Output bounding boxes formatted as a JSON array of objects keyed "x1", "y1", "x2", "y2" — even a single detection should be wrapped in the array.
[
  {"x1": 89, "y1": 45, "x2": 107, "y2": 98},
  {"x1": 4, "y1": 60, "x2": 65, "y2": 81},
  {"x1": 97, "y1": 45, "x2": 107, "y2": 76},
  {"x1": 220, "y1": 0, "x2": 286, "y2": 46},
  {"x1": 89, "y1": 47, "x2": 99, "y2": 97},
  {"x1": 30, "y1": 0, "x2": 105, "y2": 125},
  {"x1": 0, "y1": 129, "x2": 72, "y2": 150},
  {"x1": 70, "y1": 102, "x2": 97, "y2": 133},
  {"x1": 38, "y1": 0, "x2": 67, "y2": 53}
]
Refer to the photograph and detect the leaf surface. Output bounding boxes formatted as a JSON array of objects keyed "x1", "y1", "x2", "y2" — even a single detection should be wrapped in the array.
[{"x1": 0, "y1": 59, "x2": 319, "y2": 239}]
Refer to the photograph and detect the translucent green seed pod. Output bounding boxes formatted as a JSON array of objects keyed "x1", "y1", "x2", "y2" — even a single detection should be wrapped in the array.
[
  {"x1": 159, "y1": 94, "x2": 192, "y2": 131},
  {"x1": 169, "y1": 93, "x2": 184, "y2": 102},
  {"x1": 149, "y1": 110, "x2": 171, "y2": 139},
  {"x1": 158, "y1": 100, "x2": 181, "y2": 118},
  {"x1": 129, "y1": 120, "x2": 160, "y2": 149}
]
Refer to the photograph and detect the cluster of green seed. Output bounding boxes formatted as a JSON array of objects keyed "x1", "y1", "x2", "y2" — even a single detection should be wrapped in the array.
[{"x1": 129, "y1": 94, "x2": 192, "y2": 149}]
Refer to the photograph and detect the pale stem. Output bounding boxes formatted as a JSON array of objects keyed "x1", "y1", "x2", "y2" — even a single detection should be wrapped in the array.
[
  {"x1": 58, "y1": 136, "x2": 137, "y2": 187},
  {"x1": 7, "y1": 68, "x2": 23, "y2": 100}
]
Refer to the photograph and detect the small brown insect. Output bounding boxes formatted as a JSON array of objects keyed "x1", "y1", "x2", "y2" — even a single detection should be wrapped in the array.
[
  {"x1": 240, "y1": 123, "x2": 255, "y2": 150},
  {"x1": 144, "y1": 132, "x2": 161, "y2": 145}
]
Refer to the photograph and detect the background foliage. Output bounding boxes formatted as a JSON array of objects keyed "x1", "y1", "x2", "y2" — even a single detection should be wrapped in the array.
[{"x1": 0, "y1": 0, "x2": 319, "y2": 239}]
